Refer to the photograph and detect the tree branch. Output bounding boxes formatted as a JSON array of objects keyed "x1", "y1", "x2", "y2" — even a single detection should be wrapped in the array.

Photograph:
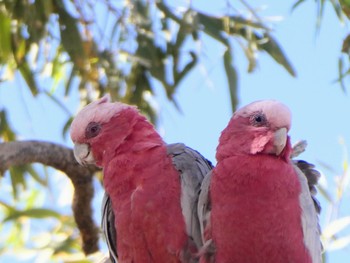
[{"x1": 0, "y1": 140, "x2": 101, "y2": 255}]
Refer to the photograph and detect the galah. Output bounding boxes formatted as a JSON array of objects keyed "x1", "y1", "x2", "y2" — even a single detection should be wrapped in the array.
[
  {"x1": 70, "y1": 95, "x2": 213, "y2": 263},
  {"x1": 198, "y1": 100, "x2": 322, "y2": 263}
]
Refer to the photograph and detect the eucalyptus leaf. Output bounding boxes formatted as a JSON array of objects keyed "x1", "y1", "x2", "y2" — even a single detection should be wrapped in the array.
[{"x1": 3, "y1": 208, "x2": 63, "y2": 222}]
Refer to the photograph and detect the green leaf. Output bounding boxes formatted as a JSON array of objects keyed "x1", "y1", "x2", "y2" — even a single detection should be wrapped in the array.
[
  {"x1": 0, "y1": 200, "x2": 16, "y2": 213},
  {"x1": 291, "y1": 0, "x2": 307, "y2": 11},
  {"x1": 156, "y1": 2, "x2": 182, "y2": 24},
  {"x1": 3, "y1": 208, "x2": 62, "y2": 222},
  {"x1": 342, "y1": 0, "x2": 350, "y2": 6},
  {"x1": 26, "y1": 165, "x2": 48, "y2": 186},
  {"x1": 62, "y1": 117, "x2": 74, "y2": 139},
  {"x1": 0, "y1": 109, "x2": 17, "y2": 141},
  {"x1": 0, "y1": 10, "x2": 12, "y2": 64},
  {"x1": 9, "y1": 166, "x2": 27, "y2": 199},
  {"x1": 65, "y1": 66, "x2": 76, "y2": 97},
  {"x1": 18, "y1": 60, "x2": 39, "y2": 96},
  {"x1": 337, "y1": 56, "x2": 347, "y2": 93},
  {"x1": 173, "y1": 51, "x2": 197, "y2": 88},
  {"x1": 196, "y1": 12, "x2": 230, "y2": 47},
  {"x1": 223, "y1": 49, "x2": 238, "y2": 112},
  {"x1": 259, "y1": 33, "x2": 297, "y2": 77},
  {"x1": 56, "y1": 0, "x2": 86, "y2": 69},
  {"x1": 51, "y1": 47, "x2": 65, "y2": 91},
  {"x1": 330, "y1": 0, "x2": 344, "y2": 21}
]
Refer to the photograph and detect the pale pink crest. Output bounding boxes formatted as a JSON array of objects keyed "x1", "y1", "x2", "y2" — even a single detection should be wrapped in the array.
[
  {"x1": 70, "y1": 95, "x2": 135, "y2": 143},
  {"x1": 234, "y1": 99, "x2": 292, "y2": 130}
]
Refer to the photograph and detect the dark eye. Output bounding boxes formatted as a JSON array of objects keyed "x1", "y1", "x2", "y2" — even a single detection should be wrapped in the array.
[
  {"x1": 85, "y1": 122, "x2": 101, "y2": 139},
  {"x1": 255, "y1": 115, "x2": 263, "y2": 123},
  {"x1": 250, "y1": 113, "x2": 267, "y2": 127}
]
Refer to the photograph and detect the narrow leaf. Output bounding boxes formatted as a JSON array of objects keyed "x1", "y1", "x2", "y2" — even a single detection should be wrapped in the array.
[
  {"x1": 62, "y1": 117, "x2": 73, "y2": 139},
  {"x1": 291, "y1": 0, "x2": 307, "y2": 11},
  {"x1": 3, "y1": 208, "x2": 62, "y2": 222},
  {"x1": 0, "y1": 10, "x2": 12, "y2": 63},
  {"x1": 26, "y1": 165, "x2": 48, "y2": 186},
  {"x1": 18, "y1": 60, "x2": 39, "y2": 96},
  {"x1": 259, "y1": 33, "x2": 296, "y2": 77},
  {"x1": 317, "y1": 184, "x2": 333, "y2": 204},
  {"x1": 327, "y1": 236, "x2": 350, "y2": 251},
  {"x1": 323, "y1": 216, "x2": 350, "y2": 238},
  {"x1": 9, "y1": 166, "x2": 27, "y2": 199},
  {"x1": 196, "y1": 12, "x2": 230, "y2": 47},
  {"x1": 56, "y1": 0, "x2": 86, "y2": 69},
  {"x1": 223, "y1": 49, "x2": 238, "y2": 112}
]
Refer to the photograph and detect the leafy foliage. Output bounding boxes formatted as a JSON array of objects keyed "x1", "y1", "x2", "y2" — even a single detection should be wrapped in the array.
[
  {"x1": 1, "y1": 0, "x2": 349, "y2": 261},
  {"x1": 0, "y1": 0, "x2": 293, "y2": 119},
  {"x1": 0, "y1": 0, "x2": 296, "y2": 260}
]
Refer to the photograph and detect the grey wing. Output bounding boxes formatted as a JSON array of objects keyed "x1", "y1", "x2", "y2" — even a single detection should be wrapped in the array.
[
  {"x1": 293, "y1": 160, "x2": 323, "y2": 263},
  {"x1": 167, "y1": 143, "x2": 213, "y2": 249},
  {"x1": 101, "y1": 193, "x2": 118, "y2": 263},
  {"x1": 197, "y1": 171, "x2": 212, "y2": 245}
]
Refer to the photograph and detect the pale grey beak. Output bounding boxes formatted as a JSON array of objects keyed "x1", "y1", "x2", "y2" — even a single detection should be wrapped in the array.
[
  {"x1": 273, "y1": 127, "x2": 288, "y2": 156},
  {"x1": 73, "y1": 143, "x2": 95, "y2": 165}
]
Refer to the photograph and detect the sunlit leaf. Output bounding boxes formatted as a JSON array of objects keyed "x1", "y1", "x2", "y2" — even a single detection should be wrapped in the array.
[
  {"x1": 24, "y1": 188, "x2": 43, "y2": 209},
  {"x1": 323, "y1": 216, "x2": 350, "y2": 239},
  {"x1": 327, "y1": 236, "x2": 350, "y2": 251},
  {"x1": 0, "y1": 109, "x2": 17, "y2": 142},
  {"x1": 51, "y1": 47, "x2": 65, "y2": 90},
  {"x1": 0, "y1": 10, "x2": 12, "y2": 64},
  {"x1": 0, "y1": 200, "x2": 16, "y2": 213}
]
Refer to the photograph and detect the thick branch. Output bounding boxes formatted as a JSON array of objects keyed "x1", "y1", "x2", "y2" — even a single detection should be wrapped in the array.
[{"x1": 0, "y1": 140, "x2": 101, "y2": 255}]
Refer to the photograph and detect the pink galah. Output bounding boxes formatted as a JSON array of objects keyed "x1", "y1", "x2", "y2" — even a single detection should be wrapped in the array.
[
  {"x1": 70, "y1": 95, "x2": 213, "y2": 263},
  {"x1": 198, "y1": 100, "x2": 322, "y2": 263}
]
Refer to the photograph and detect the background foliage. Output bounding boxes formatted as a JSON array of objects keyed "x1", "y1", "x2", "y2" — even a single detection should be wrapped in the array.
[{"x1": 1, "y1": 0, "x2": 350, "y2": 262}]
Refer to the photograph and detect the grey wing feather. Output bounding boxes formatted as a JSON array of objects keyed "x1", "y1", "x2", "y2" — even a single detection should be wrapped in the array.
[
  {"x1": 293, "y1": 160, "x2": 323, "y2": 263},
  {"x1": 101, "y1": 193, "x2": 118, "y2": 263},
  {"x1": 197, "y1": 171, "x2": 212, "y2": 245},
  {"x1": 166, "y1": 143, "x2": 213, "y2": 248}
]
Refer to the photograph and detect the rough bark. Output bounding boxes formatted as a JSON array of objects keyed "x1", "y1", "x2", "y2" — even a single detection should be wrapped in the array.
[{"x1": 0, "y1": 140, "x2": 101, "y2": 255}]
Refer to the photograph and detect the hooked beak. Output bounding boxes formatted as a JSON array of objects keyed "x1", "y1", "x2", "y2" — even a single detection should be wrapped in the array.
[
  {"x1": 73, "y1": 143, "x2": 96, "y2": 166},
  {"x1": 273, "y1": 127, "x2": 288, "y2": 156}
]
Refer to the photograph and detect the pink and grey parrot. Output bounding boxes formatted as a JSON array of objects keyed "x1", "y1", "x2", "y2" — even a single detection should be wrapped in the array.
[
  {"x1": 198, "y1": 100, "x2": 322, "y2": 263},
  {"x1": 70, "y1": 95, "x2": 213, "y2": 263}
]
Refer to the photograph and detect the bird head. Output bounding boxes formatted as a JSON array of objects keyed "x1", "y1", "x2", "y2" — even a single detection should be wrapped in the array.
[
  {"x1": 70, "y1": 94, "x2": 137, "y2": 167},
  {"x1": 216, "y1": 100, "x2": 292, "y2": 161}
]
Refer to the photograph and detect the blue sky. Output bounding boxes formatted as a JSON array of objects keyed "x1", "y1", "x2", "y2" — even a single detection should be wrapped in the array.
[{"x1": 1, "y1": 0, "x2": 350, "y2": 262}]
